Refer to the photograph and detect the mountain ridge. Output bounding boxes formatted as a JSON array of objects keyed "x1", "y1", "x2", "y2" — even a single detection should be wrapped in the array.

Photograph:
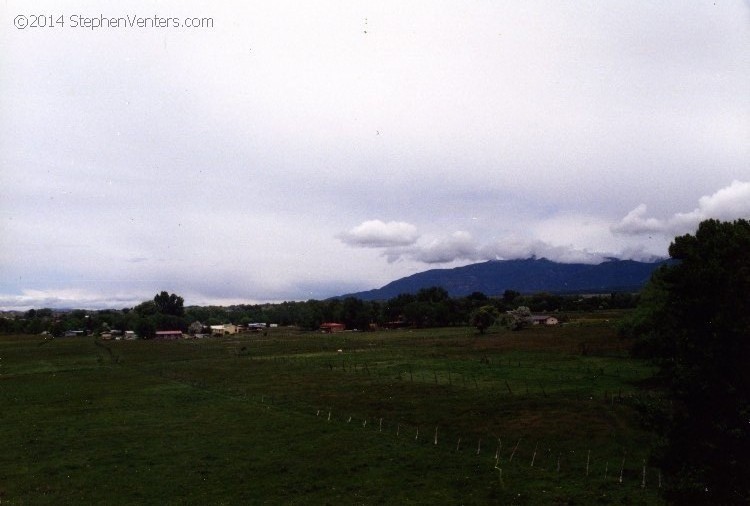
[{"x1": 338, "y1": 258, "x2": 669, "y2": 300}]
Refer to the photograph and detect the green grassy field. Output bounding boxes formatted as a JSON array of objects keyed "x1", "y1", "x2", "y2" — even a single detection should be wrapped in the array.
[{"x1": 0, "y1": 316, "x2": 665, "y2": 504}]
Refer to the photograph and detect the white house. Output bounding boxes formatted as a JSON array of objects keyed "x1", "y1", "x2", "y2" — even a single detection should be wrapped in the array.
[
  {"x1": 528, "y1": 315, "x2": 559, "y2": 326},
  {"x1": 210, "y1": 323, "x2": 238, "y2": 336}
]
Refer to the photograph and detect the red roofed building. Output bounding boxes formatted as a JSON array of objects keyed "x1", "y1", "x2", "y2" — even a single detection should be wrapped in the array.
[
  {"x1": 319, "y1": 322, "x2": 345, "y2": 333},
  {"x1": 155, "y1": 330, "x2": 184, "y2": 339}
]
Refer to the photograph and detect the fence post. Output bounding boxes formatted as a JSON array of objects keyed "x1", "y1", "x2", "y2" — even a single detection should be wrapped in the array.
[{"x1": 509, "y1": 439, "x2": 521, "y2": 462}]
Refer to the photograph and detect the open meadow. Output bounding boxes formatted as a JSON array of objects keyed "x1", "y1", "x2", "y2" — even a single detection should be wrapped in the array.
[{"x1": 0, "y1": 314, "x2": 665, "y2": 505}]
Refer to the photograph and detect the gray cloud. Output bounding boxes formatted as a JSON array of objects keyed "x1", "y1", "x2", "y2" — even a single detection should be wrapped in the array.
[{"x1": 1, "y1": 1, "x2": 748, "y2": 309}]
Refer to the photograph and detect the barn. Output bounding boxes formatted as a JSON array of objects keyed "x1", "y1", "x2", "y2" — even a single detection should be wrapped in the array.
[
  {"x1": 155, "y1": 330, "x2": 184, "y2": 339},
  {"x1": 319, "y1": 322, "x2": 345, "y2": 333}
]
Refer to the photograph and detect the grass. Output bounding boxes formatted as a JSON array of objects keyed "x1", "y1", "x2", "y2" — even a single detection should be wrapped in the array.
[{"x1": 0, "y1": 316, "x2": 665, "y2": 504}]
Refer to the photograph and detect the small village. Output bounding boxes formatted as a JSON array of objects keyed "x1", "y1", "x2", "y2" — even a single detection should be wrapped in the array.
[
  {"x1": 88, "y1": 314, "x2": 559, "y2": 340},
  {"x1": 92, "y1": 322, "x2": 275, "y2": 340}
]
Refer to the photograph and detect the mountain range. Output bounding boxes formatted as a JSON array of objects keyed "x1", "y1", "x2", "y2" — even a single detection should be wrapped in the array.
[{"x1": 340, "y1": 258, "x2": 669, "y2": 300}]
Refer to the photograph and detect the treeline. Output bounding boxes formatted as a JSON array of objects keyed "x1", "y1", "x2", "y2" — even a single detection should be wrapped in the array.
[{"x1": 0, "y1": 288, "x2": 639, "y2": 337}]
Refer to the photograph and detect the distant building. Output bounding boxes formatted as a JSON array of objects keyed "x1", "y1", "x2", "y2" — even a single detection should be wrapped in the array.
[
  {"x1": 210, "y1": 324, "x2": 238, "y2": 336},
  {"x1": 527, "y1": 315, "x2": 559, "y2": 326},
  {"x1": 155, "y1": 330, "x2": 183, "y2": 339},
  {"x1": 319, "y1": 322, "x2": 345, "y2": 333}
]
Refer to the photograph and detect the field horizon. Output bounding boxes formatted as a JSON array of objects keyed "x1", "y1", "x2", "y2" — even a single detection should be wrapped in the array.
[{"x1": 1, "y1": 312, "x2": 665, "y2": 504}]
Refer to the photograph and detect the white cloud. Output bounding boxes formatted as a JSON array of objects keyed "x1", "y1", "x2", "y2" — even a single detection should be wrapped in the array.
[
  {"x1": 343, "y1": 210, "x2": 673, "y2": 267},
  {"x1": 0, "y1": 289, "x2": 145, "y2": 311},
  {"x1": 612, "y1": 181, "x2": 750, "y2": 236},
  {"x1": 407, "y1": 231, "x2": 481, "y2": 264},
  {"x1": 381, "y1": 232, "x2": 611, "y2": 266},
  {"x1": 480, "y1": 240, "x2": 608, "y2": 265},
  {"x1": 610, "y1": 204, "x2": 666, "y2": 235},
  {"x1": 338, "y1": 220, "x2": 419, "y2": 248}
]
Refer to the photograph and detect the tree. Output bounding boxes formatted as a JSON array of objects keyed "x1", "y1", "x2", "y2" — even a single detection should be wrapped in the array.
[
  {"x1": 133, "y1": 300, "x2": 158, "y2": 317},
  {"x1": 416, "y1": 286, "x2": 450, "y2": 304},
  {"x1": 631, "y1": 219, "x2": 750, "y2": 504},
  {"x1": 133, "y1": 317, "x2": 155, "y2": 339},
  {"x1": 339, "y1": 297, "x2": 370, "y2": 330},
  {"x1": 384, "y1": 293, "x2": 416, "y2": 322},
  {"x1": 467, "y1": 291, "x2": 488, "y2": 302},
  {"x1": 153, "y1": 291, "x2": 185, "y2": 316},
  {"x1": 529, "y1": 292, "x2": 563, "y2": 312},
  {"x1": 502, "y1": 306, "x2": 531, "y2": 331},
  {"x1": 298, "y1": 300, "x2": 324, "y2": 331},
  {"x1": 470, "y1": 305, "x2": 497, "y2": 334},
  {"x1": 188, "y1": 321, "x2": 204, "y2": 335},
  {"x1": 502, "y1": 289, "x2": 521, "y2": 305},
  {"x1": 403, "y1": 301, "x2": 435, "y2": 328}
]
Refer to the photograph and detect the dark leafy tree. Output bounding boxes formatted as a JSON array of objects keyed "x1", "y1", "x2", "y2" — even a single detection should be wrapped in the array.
[
  {"x1": 529, "y1": 292, "x2": 563, "y2": 312},
  {"x1": 134, "y1": 317, "x2": 156, "y2": 339},
  {"x1": 133, "y1": 300, "x2": 158, "y2": 317},
  {"x1": 25, "y1": 317, "x2": 45, "y2": 334},
  {"x1": 467, "y1": 291, "x2": 488, "y2": 302},
  {"x1": 470, "y1": 305, "x2": 497, "y2": 334},
  {"x1": 502, "y1": 289, "x2": 521, "y2": 305},
  {"x1": 49, "y1": 320, "x2": 65, "y2": 337},
  {"x1": 403, "y1": 301, "x2": 434, "y2": 328},
  {"x1": 416, "y1": 286, "x2": 450, "y2": 304},
  {"x1": 630, "y1": 219, "x2": 750, "y2": 504},
  {"x1": 295, "y1": 300, "x2": 322, "y2": 330},
  {"x1": 384, "y1": 293, "x2": 416, "y2": 323},
  {"x1": 153, "y1": 291, "x2": 185, "y2": 316},
  {"x1": 368, "y1": 301, "x2": 383, "y2": 327},
  {"x1": 71, "y1": 309, "x2": 88, "y2": 320},
  {"x1": 339, "y1": 297, "x2": 371, "y2": 330},
  {"x1": 0, "y1": 318, "x2": 16, "y2": 333}
]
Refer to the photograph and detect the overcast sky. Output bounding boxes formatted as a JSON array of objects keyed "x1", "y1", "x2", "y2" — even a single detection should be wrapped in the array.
[{"x1": 1, "y1": 1, "x2": 749, "y2": 310}]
